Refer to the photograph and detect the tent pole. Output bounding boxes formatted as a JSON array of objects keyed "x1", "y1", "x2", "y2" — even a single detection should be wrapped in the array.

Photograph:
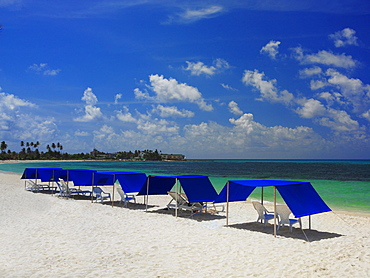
[
  {"x1": 261, "y1": 187, "x2": 264, "y2": 205},
  {"x1": 274, "y1": 186, "x2": 277, "y2": 237},
  {"x1": 145, "y1": 176, "x2": 150, "y2": 212},
  {"x1": 175, "y1": 178, "x2": 178, "y2": 218},
  {"x1": 226, "y1": 181, "x2": 230, "y2": 227},
  {"x1": 91, "y1": 172, "x2": 94, "y2": 203},
  {"x1": 35, "y1": 168, "x2": 38, "y2": 186},
  {"x1": 112, "y1": 174, "x2": 116, "y2": 207},
  {"x1": 309, "y1": 215, "x2": 311, "y2": 230}
]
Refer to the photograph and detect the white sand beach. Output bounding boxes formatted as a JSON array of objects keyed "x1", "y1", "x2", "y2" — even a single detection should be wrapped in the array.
[{"x1": 1, "y1": 171, "x2": 369, "y2": 277}]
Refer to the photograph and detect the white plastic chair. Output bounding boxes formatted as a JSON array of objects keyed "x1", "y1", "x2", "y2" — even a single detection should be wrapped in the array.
[
  {"x1": 252, "y1": 201, "x2": 275, "y2": 226},
  {"x1": 116, "y1": 187, "x2": 136, "y2": 207},
  {"x1": 276, "y1": 205, "x2": 302, "y2": 232},
  {"x1": 93, "y1": 187, "x2": 111, "y2": 203}
]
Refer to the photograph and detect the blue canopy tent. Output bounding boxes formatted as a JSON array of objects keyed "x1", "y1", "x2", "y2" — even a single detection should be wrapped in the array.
[
  {"x1": 103, "y1": 171, "x2": 147, "y2": 193},
  {"x1": 21, "y1": 167, "x2": 64, "y2": 192},
  {"x1": 136, "y1": 175, "x2": 220, "y2": 215},
  {"x1": 100, "y1": 171, "x2": 147, "y2": 206},
  {"x1": 21, "y1": 168, "x2": 39, "y2": 180},
  {"x1": 137, "y1": 175, "x2": 176, "y2": 196},
  {"x1": 137, "y1": 175, "x2": 177, "y2": 210},
  {"x1": 177, "y1": 175, "x2": 218, "y2": 203},
  {"x1": 21, "y1": 167, "x2": 64, "y2": 181},
  {"x1": 215, "y1": 180, "x2": 331, "y2": 236},
  {"x1": 63, "y1": 169, "x2": 116, "y2": 202},
  {"x1": 66, "y1": 169, "x2": 98, "y2": 186}
]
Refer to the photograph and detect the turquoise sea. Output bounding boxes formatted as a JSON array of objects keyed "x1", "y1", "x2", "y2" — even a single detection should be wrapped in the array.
[{"x1": 1, "y1": 159, "x2": 369, "y2": 213}]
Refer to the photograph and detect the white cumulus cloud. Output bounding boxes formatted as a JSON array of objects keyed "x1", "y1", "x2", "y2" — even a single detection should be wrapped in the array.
[
  {"x1": 228, "y1": 101, "x2": 243, "y2": 116},
  {"x1": 116, "y1": 106, "x2": 137, "y2": 123},
  {"x1": 329, "y1": 28, "x2": 358, "y2": 47},
  {"x1": 152, "y1": 104, "x2": 194, "y2": 118},
  {"x1": 260, "y1": 40, "x2": 281, "y2": 59},
  {"x1": 0, "y1": 89, "x2": 56, "y2": 142},
  {"x1": 319, "y1": 109, "x2": 360, "y2": 131},
  {"x1": 135, "y1": 74, "x2": 213, "y2": 111},
  {"x1": 137, "y1": 118, "x2": 179, "y2": 136},
  {"x1": 295, "y1": 98, "x2": 326, "y2": 119},
  {"x1": 299, "y1": 66, "x2": 323, "y2": 78},
  {"x1": 325, "y1": 69, "x2": 370, "y2": 113},
  {"x1": 242, "y1": 69, "x2": 294, "y2": 104},
  {"x1": 74, "y1": 87, "x2": 103, "y2": 122},
  {"x1": 114, "y1": 93, "x2": 122, "y2": 104},
  {"x1": 184, "y1": 58, "x2": 230, "y2": 76},
  {"x1": 292, "y1": 47, "x2": 358, "y2": 69}
]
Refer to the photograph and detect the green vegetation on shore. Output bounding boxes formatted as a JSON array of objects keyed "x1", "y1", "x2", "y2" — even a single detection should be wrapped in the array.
[{"x1": 0, "y1": 141, "x2": 184, "y2": 161}]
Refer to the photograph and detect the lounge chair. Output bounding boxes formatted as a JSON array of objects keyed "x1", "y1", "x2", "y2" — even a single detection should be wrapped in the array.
[
  {"x1": 25, "y1": 180, "x2": 56, "y2": 193},
  {"x1": 93, "y1": 187, "x2": 111, "y2": 203},
  {"x1": 180, "y1": 192, "x2": 224, "y2": 214},
  {"x1": 56, "y1": 180, "x2": 91, "y2": 198},
  {"x1": 252, "y1": 201, "x2": 275, "y2": 226},
  {"x1": 276, "y1": 204, "x2": 302, "y2": 232},
  {"x1": 167, "y1": 191, "x2": 204, "y2": 217},
  {"x1": 116, "y1": 187, "x2": 136, "y2": 207}
]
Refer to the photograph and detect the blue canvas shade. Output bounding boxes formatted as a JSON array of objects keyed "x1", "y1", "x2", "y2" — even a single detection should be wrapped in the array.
[
  {"x1": 66, "y1": 169, "x2": 98, "y2": 186},
  {"x1": 215, "y1": 181, "x2": 256, "y2": 203},
  {"x1": 94, "y1": 172, "x2": 116, "y2": 186},
  {"x1": 103, "y1": 172, "x2": 147, "y2": 193},
  {"x1": 277, "y1": 182, "x2": 331, "y2": 218},
  {"x1": 216, "y1": 180, "x2": 331, "y2": 218},
  {"x1": 67, "y1": 170, "x2": 116, "y2": 186},
  {"x1": 21, "y1": 168, "x2": 64, "y2": 182},
  {"x1": 21, "y1": 167, "x2": 64, "y2": 192},
  {"x1": 37, "y1": 168, "x2": 64, "y2": 182},
  {"x1": 21, "y1": 168, "x2": 39, "y2": 179},
  {"x1": 177, "y1": 175, "x2": 218, "y2": 203},
  {"x1": 137, "y1": 176, "x2": 176, "y2": 195}
]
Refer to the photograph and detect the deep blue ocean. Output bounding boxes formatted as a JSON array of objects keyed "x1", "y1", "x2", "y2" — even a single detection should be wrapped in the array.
[{"x1": 1, "y1": 159, "x2": 369, "y2": 213}]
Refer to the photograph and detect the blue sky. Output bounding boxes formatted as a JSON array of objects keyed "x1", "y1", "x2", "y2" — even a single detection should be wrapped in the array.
[{"x1": 1, "y1": 0, "x2": 370, "y2": 159}]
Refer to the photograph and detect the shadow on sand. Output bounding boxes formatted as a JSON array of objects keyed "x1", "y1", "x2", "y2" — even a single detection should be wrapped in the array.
[
  {"x1": 101, "y1": 200, "x2": 156, "y2": 210},
  {"x1": 146, "y1": 207, "x2": 226, "y2": 221},
  {"x1": 228, "y1": 222, "x2": 343, "y2": 242}
]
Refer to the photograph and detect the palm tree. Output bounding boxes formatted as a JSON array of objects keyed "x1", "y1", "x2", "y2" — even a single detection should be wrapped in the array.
[{"x1": 0, "y1": 141, "x2": 7, "y2": 153}]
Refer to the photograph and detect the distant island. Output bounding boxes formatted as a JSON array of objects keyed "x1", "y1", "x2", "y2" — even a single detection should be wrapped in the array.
[{"x1": 0, "y1": 141, "x2": 186, "y2": 161}]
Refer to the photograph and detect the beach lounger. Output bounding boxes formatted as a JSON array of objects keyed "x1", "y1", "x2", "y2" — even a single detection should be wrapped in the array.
[
  {"x1": 56, "y1": 180, "x2": 91, "y2": 198},
  {"x1": 25, "y1": 179, "x2": 56, "y2": 193},
  {"x1": 180, "y1": 192, "x2": 225, "y2": 214},
  {"x1": 116, "y1": 187, "x2": 136, "y2": 207},
  {"x1": 276, "y1": 204, "x2": 301, "y2": 232},
  {"x1": 93, "y1": 187, "x2": 111, "y2": 203},
  {"x1": 167, "y1": 191, "x2": 204, "y2": 217},
  {"x1": 252, "y1": 201, "x2": 275, "y2": 226}
]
